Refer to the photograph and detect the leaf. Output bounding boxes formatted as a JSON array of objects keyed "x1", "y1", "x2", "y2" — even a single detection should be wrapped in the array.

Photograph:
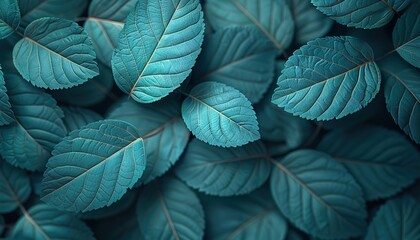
[
  {"x1": 317, "y1": 126, "x2": 420, "y2": 200},
  {"x1": 41, "y1": 119, "x2": 146, "y2": 212},
  {"x1": 61, "y1": 106, "x2": 103, "y2": 132},
  {"x1": 11, "y1": 204, "x2": 94, "y2": 240},
  {"x1": 0, "y1": 158, "x2": 31, "y2": 213},
  {"x1": 182, "y1": 81, "x2": 260, "y2": 147},
  {"x1": 13, "y1": 17, "x2": 99, "y2": 89},
  {"x1": 287, "y1": 0, "x2": 333, "y2": 44},
  {"x1": 366, "y1": 195, "x2": 420, "y2": 240},
  {"x1": 175, "y1": 139, "x2": 271, "y2": 196},
  {"x1": 136, "y1": 177, "x2": 205, "y2": 240},
  {"x1": 204, "y1": 188, "x2": 288, "y2": 240},
  {"x1": 112, "y1": 0, "x2": 205, "y2": 103},
  {"x1": 0, "y1": 0, "x2": 20, "y2": 39},
  {"x1": 270, "y1": 149, "x2": 367, "y2": 239},
  {"x1": 107, "y1": 96, "x2": 190, "y2": 185},
  {"x1": 392, "y1": 3, "x2": 420, "y2": 68},
  {"x1": 0, "y1": 65, "x2": 14, "y2": 126},
  {"x1": 272, "y1": 36, "x2": 381, "y2": 120},
  {"x1": 0, "y1": 74, "x2": 67, "y2": 171},
  {"x1": 51, "y1": 62, "x2": 114, "y2": 107},
  {"x1": 84, "y1": 0, "x2": 137, "y2": 67},
  {"x1": 311, "y1": 0, "x2": 411, "y2": 29},
  {"x1": 193, "y1": 26, "x2": 275, "y2": 103},
  {"x1": 205, "y1": 0, "x2": 294, "y2": 53},
  {"x1": 383, "y1": 67, "x2": 420, "y2": 143}
]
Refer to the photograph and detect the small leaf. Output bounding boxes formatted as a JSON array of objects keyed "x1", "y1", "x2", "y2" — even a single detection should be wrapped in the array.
[
  {"x1": 270, "y1": 149, "x2": 367, "y2": 239},
  {"x1": 112, "y1": 0, "x2": 204, "y2": 103},
  {"x1": 272, "y1": 36, "x2": 381, "y2": 120},
  {"x1": 0, "y1": 158, "x2": 31, "y2": 213},
  {"x1": 205, "y1": 0, "x2": 294, "y2": 53},
  {"x1": 311, "y1": 0, "x2": 411, "y2": 29},
  {"x1": 0, "y1": 75, "x2": 67, "y2": 171},
  {"x1": 317, "y1": 126, "x2": 420, "y2": 200},
  {"x1": 193, "y1": 26, "x2": 275, "y2": 103},
  {"x1": 392, "y1": 3, "x2": 420, "y2": 68},
  {"x1": 41, "y1": 119, "x2": 146, "y2": 212},
  {"x1": 366, "y1": 195, "x2": 420, "y2": 240},
  {"x1": 136, "y1": 178, "x2": 205, "y2": 240},
  {"x1": 182, "y1": 81, "x2": 260, "y2": 147},
  {"x1": 13, "y1": 17, "x2": 99, "y2": 89},
  {"x1": 11, "y1": 204, "x2": 94, "y2": 240},
  {"x1": 0, "y1": 65, "x2": 14, "y2": 125},
  {"x1": 61, "y1": 106, "x2": 103, "y2": 132},
  {"x1": 0, "y1": 0, "x2": 20, "y2": 39},
  {"x1": 175, "y1": 139, "x2": 271, "y2": 196}
]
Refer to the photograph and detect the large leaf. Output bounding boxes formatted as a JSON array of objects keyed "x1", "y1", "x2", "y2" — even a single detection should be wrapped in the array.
[
  {"x1": 107, "y1": 96, "x2": 190, "y2": 184},
  {"x1": 0, "y1": 65, "x2": 14, "y2": 125},
  {"x1": 0, "y1": 75, "x2": 67, "y2": 171},
  {"x1": 204, "y1": 188, "x2": 288, "y2": 240},
  {"x1": 13, "y1": 17, "x2": 99, "y2": 89},
  {"x1": 205, "y1": 0, "x2": 294, "y2": 53},
  {"x1": 392, "y1": 3, "x2": 420, "y2": 68},
  {"x1": 311, "y1": 0, "x2": 411, "y2": 29},
  {"x1": 272, "y1": 36, "x2": 381, "y2": 120},
  {"x1": 193, "y1": 26, "x2": 275, "y2": 103},
  {"x1": 61, "y1": 106, "x2": 102, "y2": 132},
  {"x1": 317, "y1": 126, "x2": 420, "y2": 200},
  {"x1": 270, "y1": 149, "x2": 367, "y2": 239},
  {"x1": 84, "y1": 0, "x2": 137, "y2": 67},
  {"x1": 0, "y1": 158, "x2": 31, "y2": 213},
  {"x1": 176, "y1": 139, "x2": 271, "y2": 196},
  {"x1": 11, "y1": 204, "x2": 94, "y2": 240},
  {"x1": 182, "y1": 81, "x2": 260, "y2": 147},
  {"x1": 366, "y1": 195, "x2": 420, "y2": 239},
  {"x1": 0, "y1": 0, "x2": 20, "y2": 39},
  {"x1": 136, "y1": 178, "x2": 205, "y2": 240},
  {"x1": 41, "y1": 119, "x2": 146, "y2": 212},
  {"x1": 383, "y1": 67, "x2": 420, "y2": 143},
  {"x1": 112, "y1": 0, "x2": 204, "y2": 103}
]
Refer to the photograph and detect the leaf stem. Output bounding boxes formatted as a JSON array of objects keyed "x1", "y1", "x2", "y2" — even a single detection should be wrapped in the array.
[{"x1": 374, "y1": 49, "x2": 397, "y2": 61}]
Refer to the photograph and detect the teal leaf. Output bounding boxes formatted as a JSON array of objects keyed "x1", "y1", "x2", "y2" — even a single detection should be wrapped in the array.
[
  {"x1": 317, "y1": 126, "x2": 420, "y2": 200},
  {"x1": 270, "y1": 149, "x2": 367, "y2": 239},
  {"x1": 182, "y1": 81, "x2": 260, "y2": 147},
  {"x1": 205, "y1": 0, "x2": 294, "y2": 53},
  {"x1": 0, "y1": 158, "x2": 31, "y2": 213},
  {"x1": 392, "y1": 3, "x2": 420, "y2": 68},
  {"x1": 61, "y1": 106, "x2": 103, "y2": 132},
  {"x1": 136, "y1": 178, "x2": 205, "y2": 240},
  {"x1": 41, "y1": 119, "x2": 146, "y2": 212},
  {"x1": 204, "y1": 188, "x2": 288, "y2": 240},
  {"x1": 51, "y1": 62, "x2": 114, "y2": 107},
  {"x1": 112, "y1": 0, "x2": 205, "y2": 103},
  {"x1": 11, "y1": 204, "x2": 94, "y2": 240},
  {"x1": 272, "y1": 36, "x2": 381, "y2": 120},
  {"x1": 175, "y1": 139, "x2": 271, "y2": 196},
  {"x1": 193, "y1": 26, "x2": 275, "y2": 103},
  {"x1": 287, "y1": 0, "x2": 333, "y2": 44},
  {"x1": 84, "y1": 0, "x2": 137, "y2": 67},
  {"x1": 366, "y1": 195, "x2": 420, "y2": 240},
  {"x1": 13, "y1": 17, "x2": 99, "y2": 89},
  {"x1": 0, "y1": 0, "x2": 20, "y2": 39},
  {"x1": 0, "y1": 75, "x2": 66, "y2": 171},
  {"x1": 0, "y1": 65, "x2": 14, "y2": 126},
  {"x1": 107, "y1": 96, "x2": 190, "y2": 185},
  {"x1": 311, "y1": 0, "x2": 411, "y2": 29},
  {"x1": 383, "y1": 67, "x2": 420, "y2": 143}
]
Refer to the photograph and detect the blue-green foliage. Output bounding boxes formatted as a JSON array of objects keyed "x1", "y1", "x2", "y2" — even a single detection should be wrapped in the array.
[
  {"x1": 112, "y1": 0, "x2": 204, "y2": 103},
  {"x1": 272, "y1": 36, "x2": 381, "y2": 120},
  {"x1": 61, "y1": 106, "x2": 103, "y2": 132},
  {"x1": 0, "y1": 0, "x2": 20, "y2": 39},
  {"x1": 41, "y1": 120, "x2": 146, "y2": 212},
  {"x1": 0, "y1": 65, "x2": 14, "y2": 125}
]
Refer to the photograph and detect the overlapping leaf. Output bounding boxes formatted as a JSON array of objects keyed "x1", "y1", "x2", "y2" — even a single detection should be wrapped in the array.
[
  {"x1": 112, "y1": 0, "x2": 204, "y2": 103},
  {"x1": 272, "y1": 36, "x2": 381, "y2": 120},
  {"x1": 0, "y1": 0, "x2": 20, "y2": 39},
  {"x1": 13, "y1": 17, "x2": 99, "y2": 89},
  {"x1": 61, "y1": 106, "x2": 103, "y2": 132},
  {"x1": 0, "y1": 65, "x2": 14, "y2": 125},
  {"x1": 41, "y1": 120, "x2": 146, "y2": 212}
]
